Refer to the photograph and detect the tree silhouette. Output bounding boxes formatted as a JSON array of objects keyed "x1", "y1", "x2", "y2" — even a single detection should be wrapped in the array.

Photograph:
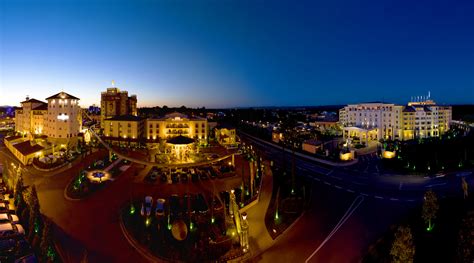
[
  {"x1": 40, "y1": 219, "x2": 55, "y2": 262},
  {"x1": 422, "y1": 189, "x2": 439, "y2": 231},
  {"x1": 28, "y1": 185, "x2": 42, "y2": 242},
  {"x1": 14, "y1": 175, "x2": 24, "y2": 206},
  {"x1": 457, "y1": 211, "x2": 474, "y2": 262},
  {"x1": 390, "y1": 226, "x2": 415, "y2": 263}
]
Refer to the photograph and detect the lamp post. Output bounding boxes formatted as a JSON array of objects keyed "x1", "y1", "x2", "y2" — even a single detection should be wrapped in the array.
[{"x1": 241, "y1": 212, "x2": 249, "y2": 253}]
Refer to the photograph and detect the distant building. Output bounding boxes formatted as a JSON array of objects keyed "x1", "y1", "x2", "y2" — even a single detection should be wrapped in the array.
[
  {"x1": 272, "y1": 131, "x2": 284, "y2": 144},
  {"x1": 15, "y1": 98, "x2": 48, "y2": 135},
  {"x1": 14, "y1": 92, "x2": 82, "y2": 144},
  {"x1": 146, "y1": 112, "x2": 208, "y2": 143},
  {"x1": 44, "y1": 92, "x2": 82, "y2": 145},
  {"x1": 214, "y1": 123, "x2": 237, "y2": 147},
  {"x1": 100, "y1": 82, "x2": 137, "y2": 128},
  {"x1": 339, "y1": 93, "x2": 452, "y2": 143},
  {"x1": 102, "y1": 115, "x2": 145, "y2": 146},
  {"x1": 9, "y1": 91, "x2": 82, "y2": 164},
  {"x1": 102, "y1": 112, "x2": 208, "y2": 147}
]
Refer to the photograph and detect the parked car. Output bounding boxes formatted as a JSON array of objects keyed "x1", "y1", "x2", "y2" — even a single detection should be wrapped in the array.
[
  {"x1": 180, "y1": 173, "x2": 188, "y2": 183},
  {"x1": 191, "y1": 173, "x2": 199, "y2": 183},
  {"x1": 171, "y1": 173, "x2": 179, "y2": 184},
  {"x1": 199, "y1": 171, "x2": 208, "y2": 180},
  {"x1": 196, "y1": 194, "x2": 209, "y2": 214},
  {"x1": 155, "y1": 198, "x2": 165, "y2": 217},
  {"x1": 141, "y1": 196, "x2": 153, "y2": 217},
  {"x1": 0, "y1": 214, "x2": 10, "y2": 224},
  {"x1": 9, "y1": 214, "x2": 19, "y2": 224},
  {"x1": 0, "y1": 223, "x2": 15, "y2": 237},
  {"x1": 210, "y1": 198, "x2": 223, "y2": 212},
  {"x1": 15, "y1": 224, "x2": 25, "y2": 235},
  {"x1": 160, "y1": 173, "x2": 168, "y2": 183},
  {"x1": 183, "y1": 194, "x2": 194, "y2": 215},
  {"x1": 149, "y1": 173, "x2": 157, "y2": 182},
  {"x1": 0, "y1": 203, "x2": 8, "y2": 213},
  {"x1": 169, "y1": 195, "x2": 180, "y2": 217}
]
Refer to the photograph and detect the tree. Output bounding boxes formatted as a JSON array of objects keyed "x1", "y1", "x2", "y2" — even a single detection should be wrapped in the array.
[
  {"x1": 40, "y1": 219, "x2": 56, "y2": 262},
  {"x1": 14, "y1": 175, "x2": 24, "y2": 206},
  {"x1": 390, "y1": 226, "x2": 415, "y2": 263},
  {"x1": 28, "y1": 185, "x2": 42, "y2": 242},
  {"x1": 422, "y1": 189, "x2": 439, "y2": 231},
  {"x1": 457, "y1": 211, "x2": 474, "y2": 262}
]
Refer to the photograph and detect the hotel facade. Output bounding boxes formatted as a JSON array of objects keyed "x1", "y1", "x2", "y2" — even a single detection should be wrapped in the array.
[
  {"x1": 100, "y1": 84, "x2": 137, "y2": 129},
  {"x1": 8, "y1": 92, "x2": 82, "y2": 164},
  {"x1": 339, "y1": 96, "x2": 451, "y2": 144},
  {"x1": 14, "y1": 92, "x2": 82, "y2": 143},
  {"x1": 100, "y1": 85, "x2": 208, "y2": 146}
]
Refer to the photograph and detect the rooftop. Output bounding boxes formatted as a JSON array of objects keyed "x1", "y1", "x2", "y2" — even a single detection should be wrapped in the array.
[
  {"x1": 303, "y1": 139, "x2": 322, "y2": 146},
  {"x1": 105, "y1": 115, "x2": 144, "y2": 121},
  {"x1": 4, "y1": 135, "x2": 22, "y2": 142},
  {"x1": 20, "y1": 98, "x2": 46, "y2": 104},
  {"x1": 45, "y1": 92, "x2": 80, "y2": 101},
  {"x1": 166, "y1": 135, "x2": 195, "y2": 145},
  {"x1": 12, "y1": 141, "x2": 44, "y2": 156}
]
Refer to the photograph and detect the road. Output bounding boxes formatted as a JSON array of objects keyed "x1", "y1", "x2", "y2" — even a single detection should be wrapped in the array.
[{"x1": 240, "y1": 132, "x2": 473, "y2": 263}]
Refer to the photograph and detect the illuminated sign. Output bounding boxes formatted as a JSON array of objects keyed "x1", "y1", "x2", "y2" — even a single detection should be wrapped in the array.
[{"x1": 57, "y1": 114, "x2": 69, "y2": 121}]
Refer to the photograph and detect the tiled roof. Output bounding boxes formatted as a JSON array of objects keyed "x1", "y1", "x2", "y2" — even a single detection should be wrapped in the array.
[
  {"x1": 45, "y1": 92, "x2": 80, "y2": 100},
  {"x1": 4, "y1": 135, "x2": 22, "y2": 142},
  {"x1": 303, "y1": 139, "x2": 322, "y2": 146},
  {"x1": 32, "y1": 104, "x2": 48, "y2": 111},
  {"x1": 12, "y1": 141, "x2": 43, "y2": 156},
  {"x1": 20, "y1": 98, "x2": 45, "y2": 104}
]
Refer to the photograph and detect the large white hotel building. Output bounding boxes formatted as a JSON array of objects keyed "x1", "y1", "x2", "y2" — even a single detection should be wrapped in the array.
[{"x1": 339, "y1": 95, "x2": 451, "y2": 143}]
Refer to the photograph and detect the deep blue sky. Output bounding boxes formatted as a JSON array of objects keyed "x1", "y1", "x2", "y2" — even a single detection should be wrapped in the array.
[{"x1": 1, "y1": 0, "x2": 473, "y2": 107}]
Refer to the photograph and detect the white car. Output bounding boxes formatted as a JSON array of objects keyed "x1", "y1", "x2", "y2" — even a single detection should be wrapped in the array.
[
  {"x1": 141, "y1": 196, "x2": 153, "y2": 217},
  {"x1": 10, "y1": 214, "x2": 19, "y2": 224},
  {"x1": 0, "y1": 223, "x2": 15, "y2": 236},
  {"x1": 155, "y1": 198, "x2": 165, "y2": 217},
  {"x1": 15, "y1": 224, "x2": 25, "y2": 235}
]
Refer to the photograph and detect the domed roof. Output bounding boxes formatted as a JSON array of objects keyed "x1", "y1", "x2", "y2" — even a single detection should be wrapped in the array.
[{"x1": 166, "y1": 135, "x2": 195, "y2": 145}]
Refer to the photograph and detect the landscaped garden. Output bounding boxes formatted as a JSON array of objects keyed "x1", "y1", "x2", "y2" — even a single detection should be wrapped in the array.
[
  {"x1": 380, "y1": 130, "x2": 474, "y2": 174},
  {"x1": 121, "y1": 194, "x2": 240, "y2": 262},
  {"x1": 265, "y1": 165, "x2": 311, "y2": 239},
  {"x1": 65, "y1": 153, "x2": 131, "y2": 199}
]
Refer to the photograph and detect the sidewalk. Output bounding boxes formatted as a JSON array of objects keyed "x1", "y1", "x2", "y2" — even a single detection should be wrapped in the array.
[{"x1": 228, "y1": 160, "x2": 275, "y2": 262}]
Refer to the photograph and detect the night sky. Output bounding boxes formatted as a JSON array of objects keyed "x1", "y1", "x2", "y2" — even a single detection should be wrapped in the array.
[{"x1": 1, "y1": 0, "x2": 473, "y2": 107}]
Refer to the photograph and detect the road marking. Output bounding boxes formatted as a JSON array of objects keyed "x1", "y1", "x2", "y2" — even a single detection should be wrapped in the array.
[
  {"x1": 360, "y1": 193, "x2": 368, "y2": 197},
  {"x1": 305, "y1": 195, "x2": 365, "y2": 263},
  {"x1": 399, "y1": 182, "x2": 403, "y2": 190},
  {"x1": 335, "y1": 185, "x2": 342, "y2": 190},
  {"x1": 425, "y1": 182, "x2": 447, "y2": 188},
  {"x1": 326, "y1": 170, "x2": 334, "y2": 176},
  {"x1": 374, "y1": 196, "x2": 384, "y2": 199},
  {"x1": 346, "y1": 189, "x2": 355, "y2": 193},
  {"x1": 313, "y1": 177, "x2": 321, "y2": 182},
  {"x1": 390, "y1": 198, "x2": 399, "y2": 201},
  {"x1": 324, "y1": 181, "x2": 331, "y2": 186},
  {"x1": 407, "y1": 199, "x2": 415, "y2": 202}
]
